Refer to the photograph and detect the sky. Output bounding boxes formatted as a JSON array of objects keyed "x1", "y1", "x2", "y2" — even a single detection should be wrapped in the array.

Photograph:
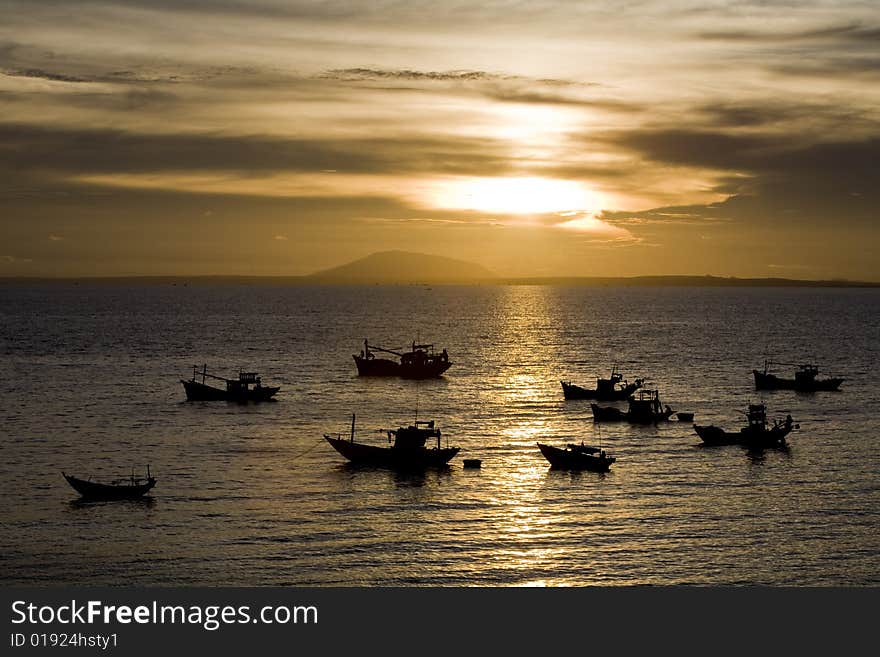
[{"x1": 1, "y1": 0, "x2": 878, "y2": 279}]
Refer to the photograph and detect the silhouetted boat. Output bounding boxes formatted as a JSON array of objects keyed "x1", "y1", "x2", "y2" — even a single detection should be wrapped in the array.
[
  {"x1": 353, "y1": 340, "x2": 451, "y2": 378},
  {"x1": 537, "y1": 442, "x2": 615, "y2": 472},
  {"x1": 181, "y1": 364, "x2": 279, "y2": 402},
  {"x1": 62, "y1": 466, "x2": 156, "y2": 500},
  {"x1": 694, "y1": 404, "x2": 798, "y2": 448},
  {"x1": 561, "y1": 366, "x2": 643, "y2": 401},
  {"x1": 591, "y1": 389, "x2": 675, "y2": 424},
  {"x1": 324, "y1": 414, "x2": 460, "y2": 469},
  {"x1": 753, "y1": 360, "x2": 844, "y2": 392}
]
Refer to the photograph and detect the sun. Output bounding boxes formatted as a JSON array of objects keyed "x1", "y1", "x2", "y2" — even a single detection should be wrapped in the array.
[{"x1": 426, "y1": 176, "x2": 604, "y2": 215}]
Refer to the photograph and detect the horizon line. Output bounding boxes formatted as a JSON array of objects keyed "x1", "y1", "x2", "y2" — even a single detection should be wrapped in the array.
[{"x1": 2, "y1": 274, "x2": 879, "y2": 287}]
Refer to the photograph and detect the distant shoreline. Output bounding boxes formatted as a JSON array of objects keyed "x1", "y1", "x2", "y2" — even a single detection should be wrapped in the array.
[{"x1": 2, "y1": 275, "x2": 879, "y2": 288}]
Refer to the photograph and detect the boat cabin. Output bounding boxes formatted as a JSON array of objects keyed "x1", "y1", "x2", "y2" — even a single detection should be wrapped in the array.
[
  {"x1": 747, "y1": 403, "x2": 768, "y2": 430},
  {"x1": 390, "y1": 420, "x2": 442, "y2": 449},
  {"x1": 226, "y1": 370, "x2": 263, "y2": 394},
  {"x1": 596, "y1": 367, "x2": 624, "y2": 395},
  {"x1": 795, "y1": 364, "x2": 819, "y2": 384},
  {"x1": 629, "y1": 389, "x2": 662, "y2": 414},
  {"x1": 400, "y1": 342, "x2": 448, "y2": 367}
]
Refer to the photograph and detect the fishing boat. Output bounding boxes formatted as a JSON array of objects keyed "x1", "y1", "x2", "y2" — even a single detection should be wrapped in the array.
[
  {"x1": 353, "y1": 340, "x2": 451, "y2": 378},
  {"x1": 62, "y1": 466, "x2": 156, "y2": 500},
  {"x1": 753, "y1": 360, "x2": 844, "y2": 392},
  {"x1": 694, "y1": 404, "x2": 797, "y2": 448},
  {"x1": 537, "y1": 442, "x2": 616, "y2": 472},
  {"x1": 181, "y1": 364, "x2": 280, "y2": 402},
  {"x1": 324, "y1": 414, "x2": 460, "y2": 469},
  {"x1": 561, "y1": 367, "x2": 644, "y2": 401},
  {"x1": 591, "y1": 389, "x2": 675, "y2": 424}
]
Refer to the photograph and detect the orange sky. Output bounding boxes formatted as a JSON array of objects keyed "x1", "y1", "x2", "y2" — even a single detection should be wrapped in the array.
[{"x1": 1, "y1": 1, "x2": 878, "y2": 279}]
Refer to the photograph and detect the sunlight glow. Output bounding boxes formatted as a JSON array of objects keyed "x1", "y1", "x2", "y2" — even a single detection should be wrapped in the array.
[
  {"x1": 428, "y1": 176, "x2": 605, "y2": 215},
  {"x1": 555, "y1": 213, "x2": 633, "y2": 238}
]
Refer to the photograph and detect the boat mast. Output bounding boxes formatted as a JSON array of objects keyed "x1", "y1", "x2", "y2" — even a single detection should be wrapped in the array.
[
  {"x1": 415, "y1": 380, "x2": 420, "y2": 424},
  {"x1": 350, "y1": 413, "x2": 356, "y2": 442}
]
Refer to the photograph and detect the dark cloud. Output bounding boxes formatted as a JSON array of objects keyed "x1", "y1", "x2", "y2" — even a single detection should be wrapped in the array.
[
  {"x1": 58, "y1": 89, "x2": 181, "y2": 111},
  {"x1": 323, "y1": 67, "x2": 618, "y2": 113},
  {"x1": 2, "y1": 68, "x2": 91, "y2": 83},
  {"x1": 0, "y1": 122, "x2": 515, "y2": 184},
  {"x1": 324, "y1": 68, "x2": 502, "y2": 82},
  {"x1": 612, "y1": 127, "x2": 880, "y2": 184},
  {"x1": 322, "y1": 68, "x2": 583, "y2": 87},
  {"x1": 1, "y1": 63, "x2": 270, "y2": 86},
  {"x1": 483, "y1": 88, "x2": 639, "y2": 112},
  {"x1": 694, "y1": 102, "x2": 874, "y2": 128},
  {"x1": 699, "y1": 22, "x2": 880, "y2": 43},
  {"x1": 611, "y1": 129, "x2": 785, "y2": 171},
  {"x1": 770, "y1": 56, "x2": 880, "y2": 77},
  {"x1": 596, "y1": 125, "x2": 880, "y2": 230},
  {"x1": 697, "y1": 104, "x2": 798, "y2": 128}
]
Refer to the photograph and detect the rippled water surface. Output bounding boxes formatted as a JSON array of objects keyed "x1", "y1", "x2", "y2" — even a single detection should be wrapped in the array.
[{"x1": 1, "y1": 284, "x2": 878, "y2": 585}]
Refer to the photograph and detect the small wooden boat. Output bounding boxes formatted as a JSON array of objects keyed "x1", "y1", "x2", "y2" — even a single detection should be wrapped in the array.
[
  {"x1": 561, "y1": 367, "x2": 643, "y2": 401},
  {"x1": 591, "y1": 390, "x2": 675, "y2": 424},
  {"x1": 694, "y1": 404, "x2": 798, "y2": 448},
  {"x1": 353, "y1": 340, "x2": 451, "y2": 378},
  {"x1": 324, "y1": 414, "x2": 460, "y2": 469},
  {"x1": 753, "y1": 360, "x2": 844, "y2": 392},
  {"x1": 676, "y1": 412, "x2": 695, "y2": 422},
  {"x1": 181, "y1": 364, "x2": 279, "y2": 402},
  {"x1": 63, "y1": 466, "x2": 156, "y2": 500},
  {"x1": 537, "y1": 442, "x2": 615, "y2": 472}
]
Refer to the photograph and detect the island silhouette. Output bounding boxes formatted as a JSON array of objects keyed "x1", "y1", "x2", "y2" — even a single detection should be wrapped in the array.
[
  {"x1": 2, "y1": 251, "x2": 878, "y2": 286},
  {"x1": 306, "y1": 250, "x2": 494, "y2": 284}
]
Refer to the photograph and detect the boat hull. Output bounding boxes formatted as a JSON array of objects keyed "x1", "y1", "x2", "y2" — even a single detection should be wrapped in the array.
[
  {"x1": 353, "y1": 356, "x2": 400, "y2": 376},
  {"x1": 181, "y1": 379, "x2": 279, "y2": 402},
  {"x1": 694, "y1": 423, "x2": 792, "y2": 448},
  {"x1": 753, "y1": 370, "x2": 844, "y2": 392},
  {"x1": 590, "y1": 404, "x2": 626, "y2": 421},
  {"x1": 63, "y1": 473, "x2": 156, "y2": 500},
  {"x1": 590, "y1": 404, "x2": 673, "y2": 424},
  {"x1": 353, "y1": 355, "x2": 451, "y2": 378},
  {"x1": 400, "y1": 359, "x2": 451, "y2": 378},
  {"x1": 561, "y1": 381, "x2": 641, "y2": 401},
  {"x1": 537, "y1": 443, "x2": 615, "y2": 472},
  {"x1": 324, "y1": 435, "x2": 460, "y2": 469}
]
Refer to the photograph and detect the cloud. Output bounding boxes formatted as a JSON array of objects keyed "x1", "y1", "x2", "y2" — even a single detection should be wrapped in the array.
[
  {"x1": 582, "y1": 122, "x2": 880, "y2": 233},
  {"x1": 482, "y1": 88, "x2": 638, "y2": 112},
  {"x1": 2, "y1": 68, "x2": 90, "y2": 83},
  {"x1": 0, "y1": 123, "x2": 514, "y2": 181},
  {"x1": 553, "y1": 213, "x2": 637, "y2": 241},
  {"x1": 770, "y1": 56, "x2": 880, "y2": 78},
  {"x1": 698, "y1": 22, "x2": 880, "y2": 43},
  {"x1": 323, "y1": 68, "x2": 501, "y2": 82}
]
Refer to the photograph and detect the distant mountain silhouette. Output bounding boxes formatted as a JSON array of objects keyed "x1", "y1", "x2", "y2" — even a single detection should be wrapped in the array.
[{"x1": 307, "y1": 250, "x2": 495, "y2": 283}]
